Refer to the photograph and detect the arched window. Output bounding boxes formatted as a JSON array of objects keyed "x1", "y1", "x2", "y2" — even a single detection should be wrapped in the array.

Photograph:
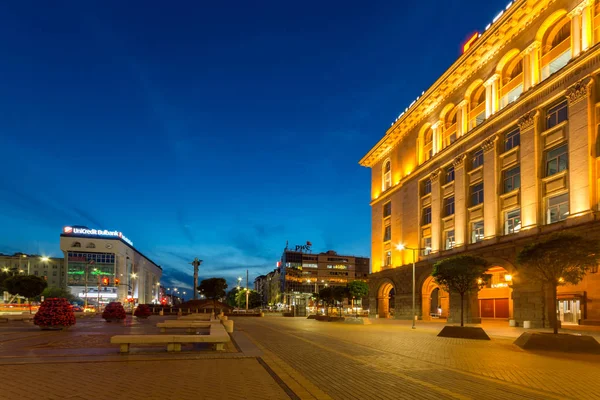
[
  {"x1": 499, "y1": 55, "x2": 524, "y2": 109},
  {"x1": 541, "y1": 17, "x2": 571, "y2": 80},
  {"x1": 442, "y1": 107, "x2": 458, "y2": 149},
  {"x1": 423, "y1": 127, "x2": 434, "y2": 162},
  {"x1": 72, "y1": 242, "x2": 81, "y2": 248},
  {"x1": 86, "y1": 243, "x2": 96, "y2": 249},
  {"x1": 382, "y1": 160, "x2": 392, "y2": 191},
  {"x1": 468, "y1": 83, "x2": 486, "y2": 130}
]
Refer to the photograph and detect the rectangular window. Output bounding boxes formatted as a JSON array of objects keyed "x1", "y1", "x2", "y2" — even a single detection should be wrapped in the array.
[
  {"x1": 383, "y1": 225, "x2": 391, "y2": 242},
  {"x1": 547, "y1": 193, "x2": 569, "y2": 224},
  {"x1": 384, "y1": 251, "x2": 392, "y2": 267},
  {"x1": 444, "y1": 230, "x2": 455, "y2": 250},
  {"x1": 422, "y1": 237, "x2": 432, "y2": 256},
  {"x1": 422, "y1": 207, "x2": 432, "y2": 225},
  {"x1": 505, "y1": 209, "x2": 521, "y2": 235},
  {"x1": 422, "y1": 179, "x2": 432, "y2": 196},
  {"x1": 445, "y1": 166, "x2": 455, "y2": 183},
  {"x1": 545, "y1": 144, "x2": 568, "y2": 176},
  {"x1": 472, "y1": 149, "x2": 484, "y2": 169},
  {"x1": 471, "y1": 221, "x2": 484, "y2": 243},
  {"x1": 504, "y1": 127, "x2": 520, "y2": 152},
  {"x1": 470, "y1": 182, "x2": 484, "y2": 206},
  {"x1": 34, "y1": 271, "x2": 39, "y2": 276},
  {"x1": 383, "y1": 202, "x2": 392, "y2": 218},
  {"x1": 546, "y1": 100, "x2": 568, "y2": 129},
  {"x1": 503, "y1": 166, "x2": 521, "y2": 193},
  {"x1": 444, "y1": 196, "x2": 455, "y2": 216}
]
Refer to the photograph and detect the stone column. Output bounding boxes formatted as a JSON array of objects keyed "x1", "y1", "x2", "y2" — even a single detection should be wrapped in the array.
[
  {"x1": 527, "y1": 41, "x2": 541, "y2": 87},
  {"x1": 512, "y1": 282, "x2": 548, "y2": 328},
  {"x1": 430, "y1": 169, "x2": 442, "y2": 254},
  {"x1": 566, "y1": 78, "x2": 594, "y2": 217},
  {"x1": 581, "y1": 0, "x2": 594, "y2": 50},
  {"x1": 432, "y1": 120, "x2": 442, "y2": 155},
  {"x1": 518, "y1": 110, "x2": 540, "y2": 229},
  {"x1": 457, "y1": 100, "x2": 468, "y2": 137},
  {"x1": 453, "y1": 155, "x2": 467, "y2": 247},
  {"x1": 447, "y1": 290, "x2": 481, "y2": 324},
  {"x1": 569, "y1": 8, "x2": 583, "y2": 58},
  {"x1": 484, "y1": 75, "x2": 499, "y2": 118},
  {"x1": 482, "y1": 135, "x2": 498, "y2": 238}
]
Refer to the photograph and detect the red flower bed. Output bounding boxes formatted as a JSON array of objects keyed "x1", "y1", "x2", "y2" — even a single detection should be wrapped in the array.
[
  {"x1": 102, "y1": 302, "x2": 126, "y2": 321},
  {"x1": 134, "y1": 304, "x2": 152, "y2": 318},
  {"x1": 33, "y1": 298, "x2": 76, "y2": 329}
]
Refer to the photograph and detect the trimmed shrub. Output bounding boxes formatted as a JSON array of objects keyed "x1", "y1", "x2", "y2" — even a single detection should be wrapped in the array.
[
  {"x1": 102, "y1": 302, "x2": 126, "y2": 321},
  {"x1": 33, "y1": 298, "x2": 76, "y2": 329}
]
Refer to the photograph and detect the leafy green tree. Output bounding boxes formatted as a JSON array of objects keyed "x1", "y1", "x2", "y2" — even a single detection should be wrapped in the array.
[
  {"x1": 235, "y1": 289, "x2": 261, "y2": 309},
  {"x1": 432, "y1": 255, "x2": 490, "y2": 327},
  {"x1": 348, "y1": 281, "x2": 369, "y2": 317},
  {"x1": 38, "y1": 287, "x2": 75, "y2": 302},
  {"x1": 5, "y1": 275, "x2": 48, "y2": 314},
  {"x1": 225, "y1": 287, "x2": 240, "y2": 308},
  {"x1": 198, "y1": 278, "x2": 228, "y2": 311},
  {"x1": 0, "y1": 271, "x2": 10, "y2": 293},
  {"x1": 517, "y1": 233, "x2": 600, "y2": 334},
  {"x1": 333, "y1": 286, "x2": 349, "y2": 316},
  {"x1": 319, "y1": 287, "x2": 334, "y2": 315}
]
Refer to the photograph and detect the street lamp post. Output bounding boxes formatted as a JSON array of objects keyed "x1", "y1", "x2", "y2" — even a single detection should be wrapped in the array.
[
  {"x1": 396, "y1": 244, "x2": 431, "y2": 329},
  {"x1": 131, "y1": 273, "x2": 137, "y2": 314}
]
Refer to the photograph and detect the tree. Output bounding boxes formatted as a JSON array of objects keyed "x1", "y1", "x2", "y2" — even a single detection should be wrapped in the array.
[
  {"x1": 225, "y1": 287, "x2": 241, "y2": 308},
  {"x1": 432, "y1": 255, "x2": 490, "y2": 327},
  {"x1": 333, "y1": 286, "x2": 349, "y2": 316},
  {"x1": 235, "y1": 290, "x2": 261, "y2": 309},
  {"x1": 0, "y1": 271, "x2": 10, "y2": 293},
  {"x1": 38, "y1": 287, "x2": 75, "y2": 303},
  {"x1": 348, "y1": 281, "x2": 369, "y2": 317},
  {"x1": 516, "y1": 233, "x2": 600, "y2": 334},
  {"x1": 319, "y1": 287, "x2": 334, "y2": 315},
  {"x1": 198, "y1": 278, "x2": 228, "y2": 311},
  {"x1": 4, "y1": 275, "x2": 48, "y2": 314}
]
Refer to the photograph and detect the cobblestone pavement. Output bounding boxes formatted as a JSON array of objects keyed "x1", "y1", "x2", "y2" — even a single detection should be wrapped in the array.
[{"x1": 236, "y1": 316, "x2": 600, "y2": 400}]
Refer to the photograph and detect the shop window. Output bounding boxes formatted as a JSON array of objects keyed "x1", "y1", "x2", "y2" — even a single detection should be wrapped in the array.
[
  {"x1": 470, "y1": 182, "x2": 484, "y2": 206},
  {"x1": 422, "y1": 207, "x2": 432, "y2": 225},
  {"x1": 444, "y1": 196, "x2": 455, "y2": 216},
  {"x1": 444, "y1": 230, "x2": 455, "y2": 250},
  {"x1": 471, "y1": 221, "x2": 484, "y2": 243},
  {"x1": 471, "y1": 149, "x2": 484, "y2": 169},
  {"x1": 504, "y1": 127, "x2": 520, "y2": 152},
  {"x1": 503, "y1": 166, "x2": 521, "y2": 193},
  {"x1": 545, "y1": 144, "x2": 568, "y2": 176},
  {"x1": 546, "y1": 100, "x2": 568, "y2": 130},
  {"x1": 547, "y1": 193, "x2": 569, "y2": 224},
  {"x1": 505, "y1": 209, "x2": 521, "y2": 235},
  {"x1": 445, "y1": 166, "x2": 455, "y2": 184},
  {"x1": 383, "y1": 202, "x2": 391, "y2": 218}
]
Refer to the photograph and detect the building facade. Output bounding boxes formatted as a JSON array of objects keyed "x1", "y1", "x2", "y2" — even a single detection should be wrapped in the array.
[
  {"x1": 59, "y1": 226, "x2": 162, "y2": 306},
  {"x1": 0, "y1": 253, "x2": 65, "y2": 288},
  {"x1": 360, "y1": 0, "x2": 600, "y2": 327}
]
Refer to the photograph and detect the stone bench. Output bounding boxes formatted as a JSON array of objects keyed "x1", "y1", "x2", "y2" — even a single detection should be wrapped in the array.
[
  {"x1": 177, "y1": 314, "x2": 214, "y2": 321},
  {"x1": 110, "y1": 328, "x2": 230, "y2": 353},
  {"x1": 156, "y1": 321, "x2": 212, "y2": 333}
]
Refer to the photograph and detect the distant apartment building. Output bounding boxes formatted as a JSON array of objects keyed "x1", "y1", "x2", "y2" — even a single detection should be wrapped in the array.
[{"x1": 0, "y1": 253, "x2": 65, "y2": 288}]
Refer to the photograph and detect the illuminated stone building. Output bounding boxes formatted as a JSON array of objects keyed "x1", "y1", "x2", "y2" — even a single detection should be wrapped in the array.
[
  {"x1": 0, "y1": 253, "x2": 65, "y2": 288},
  {"x1": 360, "y1": 0, "x2": 600, "y2": 327}
]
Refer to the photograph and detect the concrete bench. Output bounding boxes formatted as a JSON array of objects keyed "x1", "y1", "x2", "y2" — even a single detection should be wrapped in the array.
[
  {"x1": 177, "y1": 314, "x2": 214, "y2": 321},
  {"x1": 156, "y1": 321, "x2": 211, "y2": 333},
  {"x1": 110, "y1": 329, "x2": 230, "y2": 353}
]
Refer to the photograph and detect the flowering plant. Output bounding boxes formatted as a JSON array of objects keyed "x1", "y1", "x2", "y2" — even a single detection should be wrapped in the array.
[
  {"x1": 33, "y1": 298, "x2": 76, "y2": 329},
  {"x1": 102, "y1": 302, "x2": 126, "y2": 321},
  {"x1": 134, "y1": 304, "x2": 152, "y2": 318}
]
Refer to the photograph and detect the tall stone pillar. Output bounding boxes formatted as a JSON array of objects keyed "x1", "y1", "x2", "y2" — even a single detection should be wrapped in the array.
[
  {"x1": 447, "y1": 290, "x2": 480, "y2": 324},
  {"x1": 432, "y1": 121, "x2": 442, "y2": 155},
  {"x1": 527, "y1": 42, "x2": 541, "y2": 87},
  {"x1": 512, "y1": 282, "x2": 549, "y2": 328},
  {"x1": 484, "y1": 75, "x2": 499, "y2": 118},
  {"x1": 457, "y1": 100, "x2": 468, "y2": 137},
  {"x1": 482, "y1": 135, "x2": 499, "y2": 239},
  {"x1": 566, "y1": 78, "x2": 594, "y2": 216},
  {"x1": 569, "y1": 9, "x2": 583, "y2": 58},
  {"x1": 430, "y1": 169, "x2": 442, "y2": 254},
  {"x1": 518, "y1": 110, "x2": 540, "y2": 229},
  {"x1": 453, "y1": 155, "x2": 467, "y2": 247},
  {"x1": 581, "y1": 0, "x2": 594, "y2": 50}
]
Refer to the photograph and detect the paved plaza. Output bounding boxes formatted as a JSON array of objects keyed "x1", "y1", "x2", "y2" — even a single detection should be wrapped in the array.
[{"x1": 1, "y1": 315, "x2": 600, "y2": 399}]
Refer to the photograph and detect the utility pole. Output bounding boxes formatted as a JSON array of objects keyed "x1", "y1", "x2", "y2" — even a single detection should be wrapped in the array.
[
  {"x1": 190, "y1": 258, "x2": 203, "y2": 300},
  {"x1": 245, "y1": 269, "x2": 249, "y2": 311}
]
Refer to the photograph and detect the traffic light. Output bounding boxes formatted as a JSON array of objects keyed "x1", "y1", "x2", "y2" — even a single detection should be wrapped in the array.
[
  {"x1": 114, "y1": 278, "x2": 120, "y2": 287},
  {"x1": 102, "y1": 277, "x2": 109, "y2": 286}
]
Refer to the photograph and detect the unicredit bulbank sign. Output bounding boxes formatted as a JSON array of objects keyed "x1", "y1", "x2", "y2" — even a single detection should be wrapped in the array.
[{"x1": 63, "y1": 226, "x2": 134, "y2": 247}]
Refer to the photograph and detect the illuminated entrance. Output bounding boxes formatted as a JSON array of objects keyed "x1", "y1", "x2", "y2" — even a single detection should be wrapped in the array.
[
  {"x1": 422, "y1": 276, "x2": 448, "y2": 320},
  {"x1": 377, "y1": 281, "x2": 395, "y2": 318},
  {"x1": 478, "y1": 266, "x2": 513, "y2": 319}
]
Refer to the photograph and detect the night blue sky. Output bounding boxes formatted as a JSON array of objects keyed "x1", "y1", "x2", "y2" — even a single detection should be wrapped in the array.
[{"x1": 0, "y1": 0, "x2": 507, "y2": 290}]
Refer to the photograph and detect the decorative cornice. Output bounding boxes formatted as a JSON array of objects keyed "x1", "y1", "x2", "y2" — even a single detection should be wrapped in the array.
[
  {"x1": 457, "y1": 99, "x2": 468, "y2": 109},
  {"x1": 523, "y1": 40, "x2": 541, "y2": 55},
  {"x1": 518, "y1": 109, "x2": 538, "y2": 131},
  {"x1": 431, "y1": 120, "x2": 443, "y2": 131},
  {"x1": 484, "y1": 74, "x2": 500, "y2": 87},
  {"x1": 452, "y1": 154, "x2": 467, "y2": 169},
  {"x1": 566, "y1": 78, "x2": 592, "y2": 105},
  {"x1": 430, "y1": 169, "x2": 441, "y2": 182},
  {"x1": 568, "y1": 0, "x2": 592, "y2": 18},
  {"x1": 481, "y1": 135, "x2": 498, "y2": 152}
]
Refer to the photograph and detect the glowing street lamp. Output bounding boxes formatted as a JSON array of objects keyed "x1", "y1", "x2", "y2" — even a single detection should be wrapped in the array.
[
  {"x1": 41, "y1": 257, "x2": 49, "y2": 262},
  {"x1": 396, "y1": 243, "x2": 431, "y2": 329}
]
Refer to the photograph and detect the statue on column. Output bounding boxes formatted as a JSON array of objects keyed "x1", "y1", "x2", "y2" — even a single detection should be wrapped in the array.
[{"x1": 190, "y1": 258, "x2": 203, "y2": 300}]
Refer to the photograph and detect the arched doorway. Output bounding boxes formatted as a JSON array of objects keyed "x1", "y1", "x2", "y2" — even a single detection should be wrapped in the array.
[
  {"x1": 377, "y1": 281, "x2": 395, "y2": 318},
  {"x1": 479, "y1": 266, "x2": 513, "y2": 319},
  {"x1": 421, "y1": 275, "x2": 448, "y2": 320}
]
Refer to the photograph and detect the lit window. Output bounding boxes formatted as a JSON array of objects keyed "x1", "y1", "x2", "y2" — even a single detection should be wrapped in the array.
[
  {"x1": 384, "y1": 251, "x2": 392, "y2": 267},
  {"x1": 423, "y1": 128, "x2": 434, "y2": 162},
  {"x1": 547, "y1": 193, "x2": 569, "y2": 224},
  {"x1": 383, "y1": 225, "x2": 391, "y2": 242},
  {"x1": 541, "y1": 20, "x2": 572, "y2": 81},
  {"x1": 470, "y1": 182, "x2": 484, "y2": 206},
  {"x1": 546, "y1": 100, "x2": 568, "y2": 130},
  {"x1": 504, "y1": 128, "x2": 520, "y2": 152},
  {"x1": 503, "y1": 166, "x2": 521, "y2": 193},
  {"x1": 545, "y1": 144, "x2": 568, "y2": 176},
  {"x1": 445, "y1": 166, "x2": 455, "y2": 183},
  {"x1": 444, "y1": 230, "x2": 455, "y2": 250},
  {"x1": 383, "y1": 202, "x2": 391, "y2": 218},
  {"x1": 422, "y1": 237, "x2": 432, "y2": 256},
  {"x1": 471, "y1": 221, "x2": 484, "y2": 243},
  {"x1": 422, "y1": 207, "x2": 432, "y2": 225},
  {"x1": 472, "y1": 149, "x2": 484, "y2": 169},
  {"x1": 500, "y1": 58, "x2": 524, "y2": 109},
  {"x1": 505, "y1": 209, "x2": 521, "y2": 235},
  {"x1": 383, "y1": 160, "x2": 392, "y2": 191},
  {"x1": 444, "y1": 196, "x2": 455, "y2": 216}
]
